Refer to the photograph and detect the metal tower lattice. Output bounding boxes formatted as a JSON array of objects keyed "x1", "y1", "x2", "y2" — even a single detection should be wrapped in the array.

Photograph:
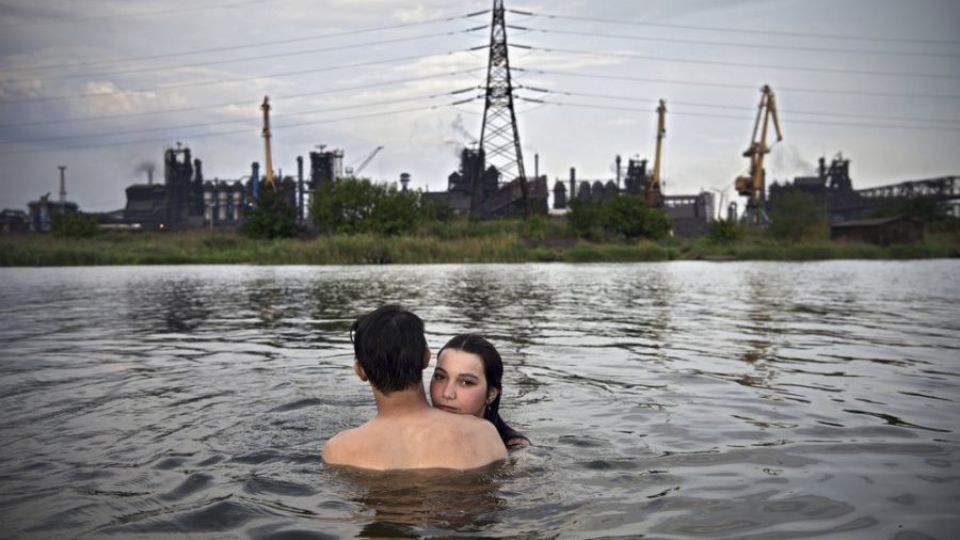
[{"x1": 479, "y1": 0, "x2": 528, "y2": 209}]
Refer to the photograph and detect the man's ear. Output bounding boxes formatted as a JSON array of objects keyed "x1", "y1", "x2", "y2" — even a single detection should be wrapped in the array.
[
  {"x1": 353, "y1": 361, "x2": 368, "y2": 382},
  {"x1": 486, "y1": 386, "x2": 500, "y2": 404},
  {"x1": 422, "y1": 347, "x2": 431, "y2": 369}
]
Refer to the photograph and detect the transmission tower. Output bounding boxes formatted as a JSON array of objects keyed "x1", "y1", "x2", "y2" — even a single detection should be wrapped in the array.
[{"x1": 479, "y1": 0, "x2": 528, "y2": 212}]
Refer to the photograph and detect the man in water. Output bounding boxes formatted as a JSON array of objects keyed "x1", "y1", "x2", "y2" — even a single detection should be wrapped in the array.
[{"x1": 323, "y1": 305, "x2": 507, "y2": 470}]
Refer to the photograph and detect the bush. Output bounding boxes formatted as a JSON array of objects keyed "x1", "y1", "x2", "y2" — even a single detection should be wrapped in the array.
[
  {"x1": 310, "y1": 177, "x2": 432, "y2": 236},
  {"x1": 768, "y1": 191, "x2": 827, "y2": 242},
  {"x1": 568, "y1": 196, "x2": 672, "y2": 241},
  {"x1": 707, "y1": 219, "x2": 745, "y2": 243},
  {"x1": 240, "y1": 186, "x2": 301, "y2": 239},
  {"x1": 51, "y1": 212, "x2": 98, "y2": 238}
]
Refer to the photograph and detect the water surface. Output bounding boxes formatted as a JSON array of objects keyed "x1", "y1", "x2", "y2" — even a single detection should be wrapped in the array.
[{"x1": 0, "y1": 261, "x2": 958, "y2": 538}]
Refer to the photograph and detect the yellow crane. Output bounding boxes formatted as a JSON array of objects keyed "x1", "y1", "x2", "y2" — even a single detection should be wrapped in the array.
[
  {"x1": 646, "y1": 99, "x2": 666, "y2": 208},
  {"x1": 261, "y1": 96, "x2": 276, "y2": 190},
  {"x1": 735, "y1": 85, "x2": 782, "y2": 225}
]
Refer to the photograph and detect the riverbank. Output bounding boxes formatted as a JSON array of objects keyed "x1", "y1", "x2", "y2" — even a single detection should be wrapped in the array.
[{"x1": 2, "y1": 226, "x2": 958, "y2": 265}]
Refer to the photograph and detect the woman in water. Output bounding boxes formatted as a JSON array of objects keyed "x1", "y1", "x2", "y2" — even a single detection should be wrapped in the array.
[{"x1": 430, "y1": 334, "x2": 530, "y2": 449}]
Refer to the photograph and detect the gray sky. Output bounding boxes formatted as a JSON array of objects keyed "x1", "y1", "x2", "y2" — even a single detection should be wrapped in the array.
[{"x1": 1, "y1": 0, "x2": 958, "y2": 212}]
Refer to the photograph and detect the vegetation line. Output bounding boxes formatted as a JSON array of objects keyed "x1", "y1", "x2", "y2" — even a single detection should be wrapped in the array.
[{"x1": 2, "y1": 223, "x2": 957, "y2": 267}]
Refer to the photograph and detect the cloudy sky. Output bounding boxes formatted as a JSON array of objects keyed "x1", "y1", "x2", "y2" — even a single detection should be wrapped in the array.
[{"x1": 1, "y1": 0, "x2": 958, "y2": 213}]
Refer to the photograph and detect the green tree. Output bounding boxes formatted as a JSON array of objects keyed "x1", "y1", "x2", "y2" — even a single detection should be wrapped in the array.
[
  {"x1": 567, "y1": 198, "x2": 604, "y2": 240},
  {"x1": 768, "y1": 191, "x2": 827, "y2": 241},
  {"x1": 309, "y1": 177, "x2": 432, "y2": 235},
  {"x1": 568, "y1": 196, "x2": 671, "y2": 241},
  {"x1": 51, "y1": 211, "x2": 98, "y2": 238},
  {"x1": 240, "y1": 186, "x2": 301, "y2": 239},
  {"x1": 310, "y1": 177, "x2": 383, "y2": 234},
  {"x1": 419, "y1": 197, "x2": 454, "y2": 223},
  {"x1": 370, "y1": 187, "x2": 420, "y2": 235},
  {"x1": 601, "y1": 195, "x2": 671, "y2": 240}
]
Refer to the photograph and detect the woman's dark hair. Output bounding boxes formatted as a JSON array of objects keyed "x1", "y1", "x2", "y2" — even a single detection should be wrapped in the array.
[
  {"x1": 438, "y1": 334, "x2": 529, "y2": 448},
  {"x1": 350, "y1": 305, "x2": 427, "y2": 394}
]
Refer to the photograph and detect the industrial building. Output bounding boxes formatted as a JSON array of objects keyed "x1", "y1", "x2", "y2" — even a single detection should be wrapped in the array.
[
  {"x1": 768, "y1": 153, "x2": 959, "y2": 223},
  {"x1": 423, "y1": 147, "x2": 549, "y2": 218},
  {"x1": 114, "y1": 145, "x2": 306, "y2": 231},
  {"x1": 552, "y1": 157, "x2": 715, "y2": 237}
]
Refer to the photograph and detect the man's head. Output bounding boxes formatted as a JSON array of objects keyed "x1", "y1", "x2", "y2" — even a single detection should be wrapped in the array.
[{"x1": 350, "y1": 305, "x2": 429, "y2": 394}]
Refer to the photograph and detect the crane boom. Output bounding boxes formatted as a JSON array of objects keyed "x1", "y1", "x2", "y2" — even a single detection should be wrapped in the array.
[
  {"x1": 646, "y1": 99, "x2": 666, "y2": 208},
  {"x1": 354, "y1": 145, "x2": 384, "y2": 176}
]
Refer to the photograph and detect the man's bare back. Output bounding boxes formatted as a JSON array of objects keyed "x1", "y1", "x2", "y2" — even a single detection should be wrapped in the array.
[{"x1": 323, "y1": 405, "x2": 506, "y2": 471}]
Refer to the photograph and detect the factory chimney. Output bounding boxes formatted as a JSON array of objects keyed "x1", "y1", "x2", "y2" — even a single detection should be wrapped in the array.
[
  {"x1": 569, "y1": 167, "x2": 576, "y2": 199},
  {"x1": 251, "y1": 162, "x2": 260, "y2": 200},
  {"x1": 58, "y1": 166, "x2": 66, "y2": 205},
  {"x1": 615, "y1": 155, "x2": 622, "y2": 188},
  {"x1": 297, "y1": 156, "x2": 304, "y2": 222}
]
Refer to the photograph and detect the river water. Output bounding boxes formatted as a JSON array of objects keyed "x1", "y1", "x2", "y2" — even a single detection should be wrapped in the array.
[{"x1": 0, "y1": 261, "x2": 957, "y2": 539}]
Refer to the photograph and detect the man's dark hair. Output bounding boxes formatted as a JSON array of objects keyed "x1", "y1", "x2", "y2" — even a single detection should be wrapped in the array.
[{"x1": 350, "y1": 305, "x2": 427, "y2": 393}]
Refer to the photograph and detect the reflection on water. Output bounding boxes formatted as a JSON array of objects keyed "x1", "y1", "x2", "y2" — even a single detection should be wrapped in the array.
[
  {"x1": 0, "y1": 261, "x2": 958, "y2": 538},
  {"x1": 342, "y1": 467, "x2": 503, "y2": 536}
]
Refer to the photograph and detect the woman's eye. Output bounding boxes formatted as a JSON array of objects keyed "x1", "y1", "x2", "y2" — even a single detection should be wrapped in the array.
[
  {"x1": 433, "y1": 373, "x2": 445, "y2": 381},
  {"x1": 461, "y1": 380, "x2": 476, "y2": 386}
]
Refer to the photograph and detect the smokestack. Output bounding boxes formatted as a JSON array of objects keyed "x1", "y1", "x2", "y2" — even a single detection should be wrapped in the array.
[
  {"x1": 58, "y1": 166, "x2": 66, "y2": 204},
  {"x1": 569, "y1": 167, "x2": 576, "y2": 199},
  {"x1": 297, "y1": 156, "x2": 304, "y2": 222},
  {"x1": 252, "y1": 162, "x2": 260, "y2": 200},
  {"x1": 534, "y1": 153, "x2": 539, "y2": 179},
  {"x1": 615, "y1": 155, "x2": 622, "y2": 188}
]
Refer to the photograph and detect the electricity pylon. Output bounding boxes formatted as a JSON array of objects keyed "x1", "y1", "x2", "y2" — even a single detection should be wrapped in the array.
[{"x1": 479, "y1": 0, "x2": 528, "y2": 213}]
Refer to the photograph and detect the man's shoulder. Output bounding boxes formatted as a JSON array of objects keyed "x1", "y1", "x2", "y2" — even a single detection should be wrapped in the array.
[{"x1": 322, "y1": 425, "x2": 367, "y2": 465}]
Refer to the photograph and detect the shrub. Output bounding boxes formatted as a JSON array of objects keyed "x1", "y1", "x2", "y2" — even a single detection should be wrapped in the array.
[
  {"x1": 240, "y1": 186, "x2": 301, "y2": 239},
  {"x1": 568, "y1": 195, "x2": 672, "y2": 241},
  {"x1": 768, "y1": 191, "x2": 827, "y2": 242},
  {"x1": 51, "y1": 212, "x2": 98, "y2": 238},
  {"x1": 707, "y1": 219, "x2": 744, "y2": 243},
  {"x1": 310, "y1": 177, "x2": 432, "y2": 236}
]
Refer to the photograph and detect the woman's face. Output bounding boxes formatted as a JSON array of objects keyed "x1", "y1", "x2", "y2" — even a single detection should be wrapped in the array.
[{"x1": 430, "y1": 348, "x2": 496, "y2": 418}]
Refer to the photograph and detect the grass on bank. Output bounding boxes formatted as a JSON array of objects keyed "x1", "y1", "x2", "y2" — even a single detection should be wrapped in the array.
[{"x1": 2, "y1": 219, "x2": 958, "y2": 266}]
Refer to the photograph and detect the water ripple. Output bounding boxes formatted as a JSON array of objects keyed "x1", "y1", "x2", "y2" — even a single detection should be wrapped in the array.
[{"x1": 0, "y1": 262, "x2": 957, "y2": 538}]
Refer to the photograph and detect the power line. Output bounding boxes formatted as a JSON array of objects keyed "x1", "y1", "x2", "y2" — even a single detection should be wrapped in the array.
[
  {"x1": 504, "y1": 24, "x2": 960, "y2": 60},
  {"x1": 517, "y1": 96, "x2": 960, "y2": 133},
  {"x1": 0, "y1": 48, "x2": 483, "y2": 105},
  {"x1": 522, "y1": 87, "x2": 960, "y2": 125},
  {"x1": 4, "y1": 11, "x2": 488, "y2": 74},
  {"x1": 6, "y1": 27, "x2": 485, "y2": 84},
  {"x1": 0, "y1": 69, "x2": 484, "y2": 129},
  {"x1": 0, "y1": 0, "x2": 276, "y2": 29},
  {"x1": 0, "y1": 99, "x2": 481, "y2": 156},
  {"x1": 1, "y1": 88, "x2": 480, "y2": 146},
  {"x1": 515, "y1": 44, "x2": 960, "y2": 81},
  {"x1": 514, "y1": 68, "x2": 960, "y2": 101},
  {"x1": 509, "y1": 9, "x2": 960, "y2": 46}
]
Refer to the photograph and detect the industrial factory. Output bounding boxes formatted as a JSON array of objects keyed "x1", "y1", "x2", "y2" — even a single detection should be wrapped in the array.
[{"x1": 3, "y1": 4, "x2": 956, "y2": 240}]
